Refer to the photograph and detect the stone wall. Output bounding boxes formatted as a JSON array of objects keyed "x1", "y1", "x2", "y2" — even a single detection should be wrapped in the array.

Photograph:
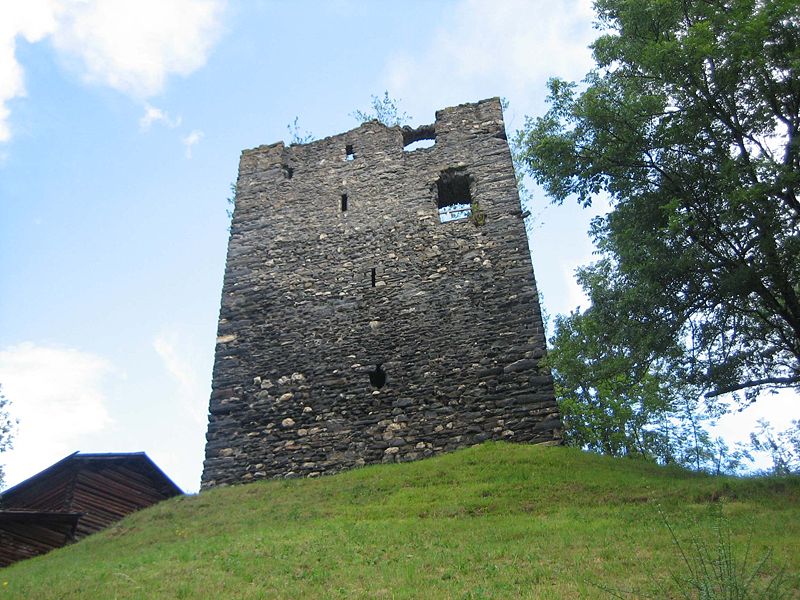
[{"x1": 201, "y1": 98, "x2": 561, "y2": 488}]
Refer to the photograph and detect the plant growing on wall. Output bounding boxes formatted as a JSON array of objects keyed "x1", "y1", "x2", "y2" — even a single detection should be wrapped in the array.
[
  {"x1": 470, "y1": 200, "x2": 486, "y2": 226},
  {"x1": 351, "y1": 91, "x2": 411, "y2": 127}
]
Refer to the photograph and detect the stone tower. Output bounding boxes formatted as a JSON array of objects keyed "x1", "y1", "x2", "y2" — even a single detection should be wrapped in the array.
[{"x1": 201, "y1": 98, "x2": 560, "y2": 488}]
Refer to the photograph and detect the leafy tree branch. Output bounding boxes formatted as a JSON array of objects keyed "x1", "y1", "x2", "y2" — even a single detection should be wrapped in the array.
[{"x1": 517, "y1": 0, "x2": 800, "y2": 404}]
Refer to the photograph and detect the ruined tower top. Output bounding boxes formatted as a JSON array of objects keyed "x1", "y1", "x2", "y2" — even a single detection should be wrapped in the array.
[{"x1": 202, "y1": 98, "x2": 560, "y2": 488}]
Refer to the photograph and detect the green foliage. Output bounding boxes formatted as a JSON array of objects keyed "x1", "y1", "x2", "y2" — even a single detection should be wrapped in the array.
[
  {"x1": 225, "y1": 182, "x2": 236, "y2": 220},
  {"x1": 286, "y1": 116, "x2": 315, "y2": 145},
  {"x1": 2, "y1": 444, "x2": 798, "y2": 598},
  {"x1": 605, "y1": 506, "x2": 790, "y2": 599},
  {"x1": 508, "y1": 122, "x2": 539, "y2": 235},
  {"x1": 469, "y1": 199, "x2": 486, "y2": 226},
  {"x1": 661, "y1": 506, "x2": 789, "y2": 600},
  {"x1": 0, "y1": 385, "x2": 15, "y2": 489},
  {"x1": 351, "y1": 91, "x2": 411, "y2": 127},
  {"x1": 516, "y1": 0, "x2": 800, "y2": 403},
  {"x1": 547, "y1": 305, "x2": 721, "y2": 470},
  {"x1": 547, "y1": 269, "x2": 753, "y2": 474},
  {"x1": 750, "y1": 419, "x2": 800, "y2": 475}
]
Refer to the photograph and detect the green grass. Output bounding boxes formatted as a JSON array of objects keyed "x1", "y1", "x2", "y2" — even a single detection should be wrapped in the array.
[{"x1": 1, "y1": 443, "x2": 798, "y2": 598}]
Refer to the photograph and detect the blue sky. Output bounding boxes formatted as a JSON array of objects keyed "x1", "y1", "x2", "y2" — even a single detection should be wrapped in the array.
[{"x1": 0, "y1": 0, "x2": 795, "y2": 492}]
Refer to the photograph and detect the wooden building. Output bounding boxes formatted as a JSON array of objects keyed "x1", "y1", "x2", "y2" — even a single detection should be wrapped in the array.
[{"x1": 0, "y1": 452, "x2": 182, "y2": 567}]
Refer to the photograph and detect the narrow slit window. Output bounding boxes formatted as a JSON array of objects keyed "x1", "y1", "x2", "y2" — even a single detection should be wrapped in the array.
[
  {"x1": 341, "y1": 194, "x2": 348, "y2": 212},
  {"x1": 371, "y1": 267, "x2": 376, "y2": 287},
  {"x1": 436, "y1": 168, "x2": 472, "y2": 223},
  {"x1": 345, "y1": 144, "x2": 355, "y2": 161}
]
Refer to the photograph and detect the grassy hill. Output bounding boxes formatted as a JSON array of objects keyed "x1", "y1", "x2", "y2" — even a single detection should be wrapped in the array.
[{"x1": 2, "y1": 443, "x2": 798, "y2": 599}]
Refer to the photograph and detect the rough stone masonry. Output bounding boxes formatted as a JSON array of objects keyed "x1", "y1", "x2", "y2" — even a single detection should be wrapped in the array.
[{"x1": 201, "y1": 98, "x2": 561, "y2": 488}]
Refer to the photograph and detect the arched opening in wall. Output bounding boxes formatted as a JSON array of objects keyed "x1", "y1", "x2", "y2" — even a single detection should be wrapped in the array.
[
  {"x1": 369, "y1": 363, "x2": 386, "y2": 389},
  {"x1": 436, "y1": 168, "x2": 472, "y2": 223},
  {"x1": 402, "y1": 124, "x2": 436, "y2": 152},
  {"x1": 282, "y1": 164, "x2": 294, "y2": 179},
  {"x1": 345, "y1": 144, "x2": 355, "y2": 161},
  {"x1": 404, "y1": 139, "x2": 435, "y2": 151}
]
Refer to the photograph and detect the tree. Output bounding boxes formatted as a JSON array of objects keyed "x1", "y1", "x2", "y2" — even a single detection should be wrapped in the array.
[
  {"x1": 516, "y1": 0, "x2": 800, "y2": 403},
  {"x1": 547, "y1": 299, "x2": 719, "y2": 469},
  {"x1": 546, "y1": 258, "x2": 761, "y2": 472},
  {"x1": 0, "y1": 385, "x2": 14, "y2": 488},
  {"x1": 351, "y1": 91, "x2": 411, "y2": 127},
  {"x1": 749, "y1": 418, "x2": 800, "y2": 474}
]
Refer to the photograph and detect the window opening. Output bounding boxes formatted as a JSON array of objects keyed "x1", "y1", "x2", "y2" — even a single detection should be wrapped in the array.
[
  {"x1": 341, "y1": 194, "x2": 348, "y2": 212},
  {"x1": 371, "y1": 267, "x2": 376, "y2": 287},
  {"x1": 436, "y1": 168, "x2": 472, "y2": 223},
  {"x1": 402, "y1": 124, "x2": 436, "y2": 152},
  {"x1": 404, "y1": 139, "x2": 435, "y2": 151},
  {"x1": 282, "y1": 165, "x2": 294, "y2": 179},
  {"x1": 345, "y1": 144, "x2": 355, "y2": 161},
  {"x1": 369, "y1": 363, "x2": 387, "y2": 389}
]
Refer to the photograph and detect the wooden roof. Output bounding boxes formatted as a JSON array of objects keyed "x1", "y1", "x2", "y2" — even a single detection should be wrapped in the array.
[
  {"x1": 0, "y1": 511, "x2": 81, "y2": 567},
  {"x1": 0, "y1": 452, "x2": 182, "y2": 567}
]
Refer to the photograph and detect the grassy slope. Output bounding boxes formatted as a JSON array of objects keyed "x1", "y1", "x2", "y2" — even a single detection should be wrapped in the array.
[{"x1": 1, "y1": 443, "x2": 798, "y2": 599}]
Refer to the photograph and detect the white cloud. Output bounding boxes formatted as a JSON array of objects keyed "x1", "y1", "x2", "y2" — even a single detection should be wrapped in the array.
[
  {"x1": 139, "y1": 102, "x2": 181, "y2": 131},
  {"x1": 0, "y1": 0, "x2": 225, "y2": 142},
  {"x1": 51, "y1": 0, "x2": 226, "y2": 98},
  {"x1": 182, "y1": 129, "x2": 203, "y2": 158},
  {"x1": 153, "y1": 331, "x2": 207, "y2": 424},
  {"x1": 0, "y1": 342, "x2": 116, "y2": 487},
  {"x1": 0, "y1": 0, "x2": 59, "y2": 142},
  {"x1": 384, "y1": 0, "x2": 595, "y2": 118}
]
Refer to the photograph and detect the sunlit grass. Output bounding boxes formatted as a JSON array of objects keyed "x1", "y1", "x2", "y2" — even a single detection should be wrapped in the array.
[{"x1": 1, "y1": 443, "x2": 798, "y2": 599}]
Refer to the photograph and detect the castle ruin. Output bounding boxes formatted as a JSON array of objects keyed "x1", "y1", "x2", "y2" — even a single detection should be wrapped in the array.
[{"x1": 201, "y1": 98, "x2": 560, "y2": 488}]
